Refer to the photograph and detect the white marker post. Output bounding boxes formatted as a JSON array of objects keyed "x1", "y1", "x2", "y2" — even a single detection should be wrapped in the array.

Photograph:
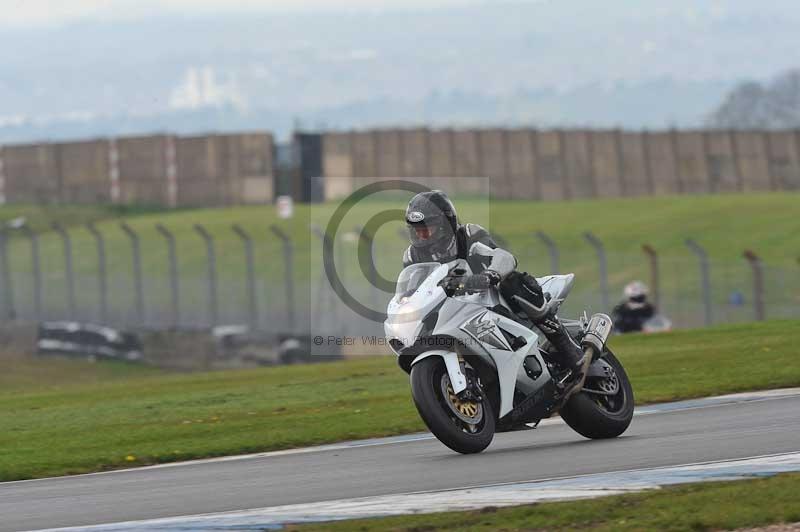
[
  {"x1": 0, "y1": 145, "x2": 5, "y2": 205},
  {"x1": 276, "y1": 195, "x2": 294, "y2": 219},
  {"x1": 165, "y1": 136, "x2": 178, "y2": 208},
  {"x1": 108, "y1": 138, "x2": 120, "y2": 203}
]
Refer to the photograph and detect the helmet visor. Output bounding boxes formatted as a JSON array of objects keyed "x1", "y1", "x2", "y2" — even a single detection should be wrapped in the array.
[
  {"x1": 407, "y1": 215, "x2": 452, "y2": 249},
  {"x1": 408, "y1": 223, "x2": 438, "y2": 248}
]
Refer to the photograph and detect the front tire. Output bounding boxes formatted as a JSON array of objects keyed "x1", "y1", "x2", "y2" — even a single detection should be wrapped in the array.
[
  {"x1": 410, "y1": 357, "x2": 495, "y2": 454},
  {"x1": 560, "y1": 351, "x2": 634, "y2": 439}
]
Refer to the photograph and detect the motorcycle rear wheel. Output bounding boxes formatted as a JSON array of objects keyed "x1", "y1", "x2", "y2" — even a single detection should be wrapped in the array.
[
  {"x1": 410, "y1": 357, "x2": 495, "y2": 454},
  {"x1": 560, "y1": 350, "x2": 634, "y2": 439}
]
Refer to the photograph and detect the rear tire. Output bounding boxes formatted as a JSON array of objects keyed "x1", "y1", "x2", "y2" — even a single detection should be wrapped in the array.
[
  {"x1": 410, "y1": 357, "x2": 495, "y2": 454},
  {"x1": 560, "y1": 351, "x2": 634, "y2": 439}
]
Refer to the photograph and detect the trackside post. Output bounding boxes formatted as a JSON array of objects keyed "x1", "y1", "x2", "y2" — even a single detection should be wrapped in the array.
[
  {"x1": 685, "y1": 238, "x2": 713, "y2": 326},
  {"x1": 536, "y1": 230, "x2": 560, "y2": 275},
  {"x1": 270, "y1": 225, "x2": 295, "y2": 333},
  {"x1": 194, "y1": 224, "x2": 218, "y2": 328},
  {"x1": 155, "y1": 224, "x2": 180, "y2": 329},
  {"x1": 232, "y1": 224, "x2": 258, "y2": 331},
  {"x1": 642, "y1": 244, "x2": 660, "y2": 309},
  {"x1": 86, "y1": 222, "x2": 108, "y2": 324},
  {"x1": 743, "y1": 249, "x2": 766, "y2": 322},
  {"x1": 18, "y1": 225, "x2": 42, "y2": 321},
  {"x1": 52, "y1": 222, "x2": 76, "y2": 319},
  {"x1": 584, "y1": 231, "x2": 609, "y2": 311},
  {"x1": 120, "y1": 222, "x2": 145, "y2": 326}
]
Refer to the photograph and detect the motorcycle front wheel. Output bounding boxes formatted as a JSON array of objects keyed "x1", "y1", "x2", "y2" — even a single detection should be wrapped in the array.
[{"x1": 410, "y1": 356, "x2": 495, "y2": 454}]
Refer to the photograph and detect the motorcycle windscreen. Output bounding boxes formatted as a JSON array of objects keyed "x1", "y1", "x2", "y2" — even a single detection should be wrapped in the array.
[
  {"x1": 394, "y1": 262, "x2": 445, "y2": 299},
  {"x1": 385, "y1": 262, "x2": 448, "y2": 346}
]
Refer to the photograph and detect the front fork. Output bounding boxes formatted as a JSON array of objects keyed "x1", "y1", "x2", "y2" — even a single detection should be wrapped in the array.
[
  {"x1": 411, "y1": 350, "x2": 467, "y2": 394},
  {"x1": 410, "y1": 350, "x2": 485, "y2": 403}
]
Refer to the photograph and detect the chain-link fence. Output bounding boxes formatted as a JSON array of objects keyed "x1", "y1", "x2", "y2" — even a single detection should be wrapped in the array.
[{"x1": 1, "y1": 222, "x2": 798, "y2": 339}]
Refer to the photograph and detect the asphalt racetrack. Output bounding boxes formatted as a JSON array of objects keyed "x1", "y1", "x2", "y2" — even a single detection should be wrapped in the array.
[{"x1": 4, "y1": 390, "x2": 800, "y2": 531}]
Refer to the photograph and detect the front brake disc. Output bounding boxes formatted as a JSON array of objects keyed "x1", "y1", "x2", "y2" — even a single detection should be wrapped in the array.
[{"x1": 440, "y1": 373, "x2": 484, "y2": 425}]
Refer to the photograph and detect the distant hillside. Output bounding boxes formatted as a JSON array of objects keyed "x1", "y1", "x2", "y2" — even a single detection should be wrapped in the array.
[{"x1": 1, "y1": 0, "x2": 799, "y2": 141}]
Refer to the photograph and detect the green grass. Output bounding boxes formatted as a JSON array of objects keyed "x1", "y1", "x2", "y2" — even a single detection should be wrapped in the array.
[
  {"x1": 0, "y1": 203, "x2": 166, "y2": 232},
  {"x1": 0, "y1": 353, "x2": 161, "y2": 393},
  {"x1": 1, "y1": 319, "x2": 798, "y2": 481},
  {"x1": 291, "y1": 473, "x2": 800, "y2": 532}
]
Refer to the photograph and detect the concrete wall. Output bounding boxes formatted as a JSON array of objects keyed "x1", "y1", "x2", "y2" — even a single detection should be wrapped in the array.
[
  {"x1": 55, "y1": 140, "x2": 111, "y2": 203},
  {"x1": 322, "y1": 132, "x2": 354, "y2": 200},
  {"x1": 561, "y1": 130, "x2": 595, "y2": 199},
  {"x1": 590, "y1": 130, "x2": 623, "y2": 198},
  {"x1": 535, "y1": 130, "x2": 566, "y2": 201},
  {"x1": 733, "y1": 131, "x2": 771, "y2": 192},
  {"x1": 704, "y1": 131, "x2": 740, "y2": 193},
  {"x1": 2, "y1": 143, "x2": 60, "y2": 203},
  {"x1": 318, "y1": 128, "x2": 800, "y2": 201},
  {"x1": 400, "y1": 128, "x2": 430, "y2": 178},
  {"x1": 766, "y1": 131, "x2": 800, "y2": 191},
  {"x1": 675, "y1": 131, "x2": 709, "y2": 194},
  {"x1": 0, "y1": 132, "x2": 274, "y2": 207},
  {"x1": 506, "y1": 129, "x2": 537, "y2": 200},
  {"x1": 2, "y1": 127, "x2": 796, "y2": 208}
]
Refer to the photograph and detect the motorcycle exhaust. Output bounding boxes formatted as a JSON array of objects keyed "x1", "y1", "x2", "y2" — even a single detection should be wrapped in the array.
[{"x1": 581, "y1": 313, "x2": 613, "y2": 357}]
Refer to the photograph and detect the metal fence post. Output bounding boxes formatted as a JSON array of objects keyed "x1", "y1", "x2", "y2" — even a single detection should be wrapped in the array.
[
  {"x1": 355, "y1": 225, "x2": 379, "y2": 312},
  {"x1": 685, "y1": 238, "x2": 713, "y2": 326},
  {"x1": 584, "y1": 231, "x2": 609, "y2": 311},
  {"x1": 120, "y1": 223, "x2": 145, "y2": 326},
  {"x1": 19, "y1": 225, "x2": 41, "y2": 320},
  {"x1": 194, "y1": 224, "x2": 218, "y2": 328},
  {"x1": 155, "y1": 224, "x2": 180, "y2": 329},
  {"x1": 86, "y1": 222, "x2": 108, "y2": 324},
  {"x1": 311, "y1": 224, "x2": 338, "y2": 333},
  {"x1": 52, "y1": 222, "x2": 76, "y2": 319},
  {"x1": 270, "y1": 225, "x2": 295, "y2": 333},
  {"x1": 0, "y1": 229, "x2": 14, "y2": 320},
  {"x1": 536, "y1": 231, "x2": 560, "y2": 274},
  {"x1": 641, "y1": 244, "x2": 660, "y2": 309},
  {"x1": 232, "y1": 225, "x2": 258, "y2": 331},
  {"x1": 743, "y1": 250, "x2": 766, "y2": 322}
]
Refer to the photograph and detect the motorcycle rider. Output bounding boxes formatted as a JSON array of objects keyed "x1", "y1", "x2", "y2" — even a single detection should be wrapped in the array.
[
  {"x1": 612, "y1": 281, "x2": 656, "y2": 333},
  {"x1": 402, "y1": 190, "x2": 588, "y2": 392}
]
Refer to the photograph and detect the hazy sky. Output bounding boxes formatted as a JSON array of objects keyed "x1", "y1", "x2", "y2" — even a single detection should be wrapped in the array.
[{"x1": 0, "y1": 0, "x2": 494, "y2": 26}]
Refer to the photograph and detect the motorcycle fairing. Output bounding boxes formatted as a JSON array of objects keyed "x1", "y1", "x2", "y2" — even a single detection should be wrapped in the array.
[{"x1": 432, "y1": 297, "x2": 551, "y2": 418}]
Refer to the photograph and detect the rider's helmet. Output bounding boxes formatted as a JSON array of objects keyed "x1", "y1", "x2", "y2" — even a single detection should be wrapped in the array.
[
  {"x1": 405, "y1": 190, "x2": 458, "y2": 255},
  {"x1": 623, "y1": 281, "x2": 649, "y2": 308}
]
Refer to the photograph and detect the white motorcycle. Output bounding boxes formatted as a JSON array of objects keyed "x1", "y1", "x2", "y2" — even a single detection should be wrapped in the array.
[{"x1": 385, "y1": 261, "x2": 634, "y2": 454}]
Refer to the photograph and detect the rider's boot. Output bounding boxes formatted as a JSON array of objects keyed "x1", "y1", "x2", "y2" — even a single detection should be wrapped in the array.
[
  {"x1": 504, "y1": 273, "x2": 591, "y2": 397},
  {"x1": 534, "y1": 312, "x2": 591, "y2": 397}
]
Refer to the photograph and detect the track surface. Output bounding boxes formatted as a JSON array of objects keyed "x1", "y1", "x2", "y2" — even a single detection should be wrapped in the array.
[{"x1": 4, "y1": 393, "x2": 800, "y2": 532}]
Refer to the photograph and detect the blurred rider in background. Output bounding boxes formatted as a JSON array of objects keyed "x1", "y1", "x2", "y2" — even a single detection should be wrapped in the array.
[{"x1": 612, "y1": 281, "x2": 656, "y2": 333}]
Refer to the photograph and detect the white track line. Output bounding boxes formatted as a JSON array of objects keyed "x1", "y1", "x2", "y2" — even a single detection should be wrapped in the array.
[
  {"x1": 33, "y1": 451, "x2": 800, "y2": 532},
  {"x1": 7, "y1": 387, "x2": 800, "y2": 487}
]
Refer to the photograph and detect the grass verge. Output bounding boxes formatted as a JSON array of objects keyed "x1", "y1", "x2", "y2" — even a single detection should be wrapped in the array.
[
  {"x1": 290, "y1": 473, "x2": 800, "y2": 532},
  {"x1": 2, "y1": 319, "x2": 799, "y2": 481}
]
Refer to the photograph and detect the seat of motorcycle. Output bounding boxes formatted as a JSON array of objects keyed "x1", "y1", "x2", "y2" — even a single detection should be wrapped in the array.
[{"x1": 496, "y1": 273, "x2": 575, "y2": 323}]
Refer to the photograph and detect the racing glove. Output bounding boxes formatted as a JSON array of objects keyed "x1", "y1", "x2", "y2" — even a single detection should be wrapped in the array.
[{"x1": 463, "y1": 270, "x2": 502, "y2": 291}]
